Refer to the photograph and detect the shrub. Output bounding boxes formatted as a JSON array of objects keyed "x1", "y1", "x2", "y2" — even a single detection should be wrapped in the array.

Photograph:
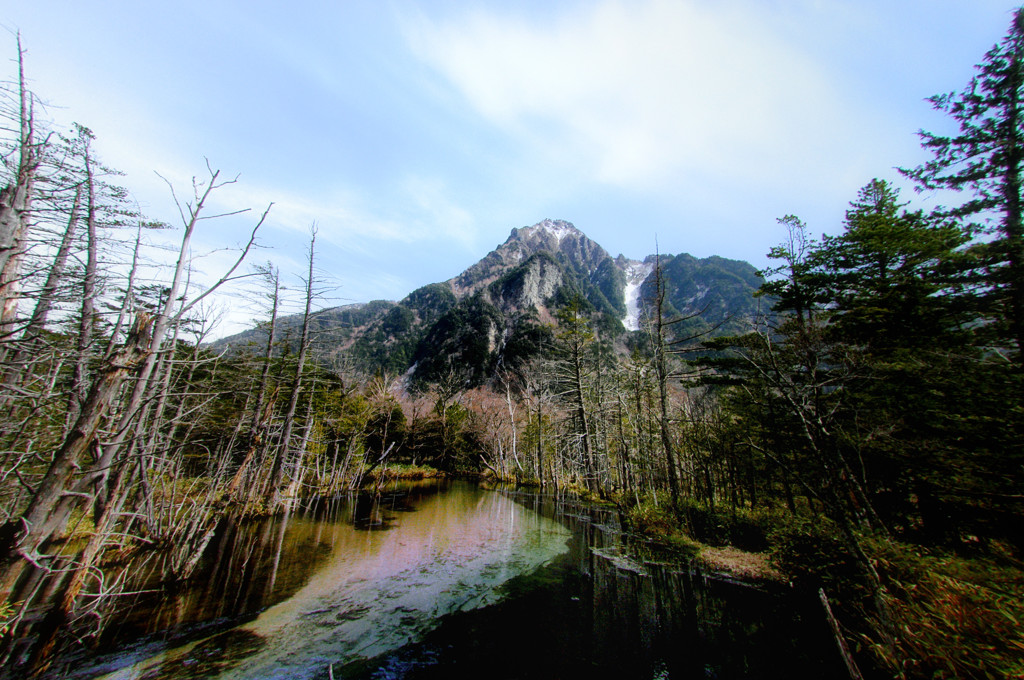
[
  {"x1": 769, "y1": 516, "x2": 865, "y2": 599},
  {"x1": 624, "y1": 500, "x2": 700, "y2": 556},
  {"x1": 868, "y1": 542, "x2": 1024, "y2": 679},
  {"x1": 677, "y1": 500, "x2": 774, "y2": 551}
]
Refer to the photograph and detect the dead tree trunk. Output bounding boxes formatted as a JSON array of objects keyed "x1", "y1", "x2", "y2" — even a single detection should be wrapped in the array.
[
  {"x1": 103, "y1": 222, "x2": 143, "y2": 360},
  {"x1": 0, "y1": 314, "x2": 152, "y2": 601},
  {"x1": 0, "y1": 37, "x2": 45, "y2": 340},
  {"x1": 536, "y1": 395, "x2": 546, "y2": 488},
  {"x1": 227, "y1": 388, "x2": 278, "y2": 501},
  {"x1": 269, "y1": 228, "x2": 316, "y2": 507},
  {"x1": 287, "y1": 384, "x2": 318, "y2": 498},
  {"x1": 227, "y1": 264, "x2": 280, "y2": 502},
  {"x1": 652, "y1": 254, "x2": 681, "y2": 509},
  {"x1": 67, "y1": 143, "x2": 99, "y2": 428},
  {"x1": 22, "y1": 187, "x2": 79, "y2": 342}
]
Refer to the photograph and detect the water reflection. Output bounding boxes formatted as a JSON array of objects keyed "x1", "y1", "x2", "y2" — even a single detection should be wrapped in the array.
[
  {"x1": 87, "y1": 482, "x2": 570, "y2": 680},
  {"x1": 348, "y1": 490, "x2": 845, "y2": 679},
  {"x1": 65, "y1": 483, "x2": 842, "y2": 680}
]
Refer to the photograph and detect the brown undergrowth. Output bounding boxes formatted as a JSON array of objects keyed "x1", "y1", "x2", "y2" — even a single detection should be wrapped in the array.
[{"x1": 623, "y1": 499, "x2": 782, "y2": 581}]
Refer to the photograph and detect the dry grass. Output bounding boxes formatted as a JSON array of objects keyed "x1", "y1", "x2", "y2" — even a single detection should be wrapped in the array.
[
  {"x1": 698, "y1": 545, "x2": 785, "y2": 582},
  {"x1": 363, "y1": 464, "x2": 445, "y2": 482},
  {"x1": 866, "y1": 543, "x2": 1024, "y2": 679}
]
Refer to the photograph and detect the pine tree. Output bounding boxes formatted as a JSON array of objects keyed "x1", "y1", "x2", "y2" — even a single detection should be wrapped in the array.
[
  {"x1": 817, "y1": 179, "x2": 973, "y2": 355},
  {"x1": 902, "y1": 7, "x2": 1024, "y2": 361}
]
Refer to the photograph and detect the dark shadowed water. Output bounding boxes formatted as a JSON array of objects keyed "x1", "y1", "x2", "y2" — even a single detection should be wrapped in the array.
[{"x1": 60, "y1": 481, "x2": 842, "y2": 679}]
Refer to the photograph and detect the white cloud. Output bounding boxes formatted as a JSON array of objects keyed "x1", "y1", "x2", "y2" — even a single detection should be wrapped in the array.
[
  {"x1": 203, "y1": 174, "x2": 478, "y2": 253},
  {"x1": 404, "y1": 0, "x2": 869, "y2": 194},
  {"x1": 397, "y1": 175, "x2": 477, "y2": 247}
]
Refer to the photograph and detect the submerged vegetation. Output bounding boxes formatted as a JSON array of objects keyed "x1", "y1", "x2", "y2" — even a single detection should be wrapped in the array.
[{"x1": 1, "y1": 9, "x2": 1024, "y2": 679}]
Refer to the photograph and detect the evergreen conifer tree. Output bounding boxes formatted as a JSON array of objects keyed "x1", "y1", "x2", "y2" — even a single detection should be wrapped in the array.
[{"x1": 902, "y1": 7, "x2": 1024, "y2": 361}]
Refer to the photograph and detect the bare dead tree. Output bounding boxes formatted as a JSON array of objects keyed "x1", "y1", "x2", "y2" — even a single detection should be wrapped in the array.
[
  {"x1": 66, "y1": 126, "x2": 100, "y2": 428},
  {"x1": 0, "y1": 36, "x2": 47, "y2": 341},
  {"x1": 0, "y1": 313, "x2": 153, "y2": 601},
  {"x1": 268, "y1": 226, "x2": 316, "y2": 507},
  {"x1": 227, "y1": 263, "x2": 281, "y2": 501},
  {"x1": 84, "y1": 167, "x2": 268, "y2": 506},
  {"x1": 650, "y1": 252, "x2": 681, "y2": 509},
  {"x1": 0, "y1": 164, "x2": 268, "y2": 614}
]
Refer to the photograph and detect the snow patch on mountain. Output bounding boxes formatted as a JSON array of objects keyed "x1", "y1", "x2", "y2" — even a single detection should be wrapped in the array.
[
  {"x1": 535, "y1": 218, "x2": 576, "y2": 244},
  {"x1": 622, "y1": 261, "x2": 653, "y2": 331}
]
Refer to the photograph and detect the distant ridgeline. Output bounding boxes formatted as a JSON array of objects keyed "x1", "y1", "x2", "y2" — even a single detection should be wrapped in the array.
[{"x1": 212, "y1": 219, "x2": 766, "y2": 385}]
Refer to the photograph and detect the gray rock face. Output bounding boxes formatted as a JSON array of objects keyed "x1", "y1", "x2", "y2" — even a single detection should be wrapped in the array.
[
  {"x1": 495, "y1": 251, "x2": 564, "y2": 313},
  {"x1": 451, "y1": 219, "x2": 611, "y2": 298}
]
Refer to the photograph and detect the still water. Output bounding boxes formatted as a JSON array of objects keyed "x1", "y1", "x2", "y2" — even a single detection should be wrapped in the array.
[{"x1": 67, "y1": 481, "x2": 842, "y2": 679}]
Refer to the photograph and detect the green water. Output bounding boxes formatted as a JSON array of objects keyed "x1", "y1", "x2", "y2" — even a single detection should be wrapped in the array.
[{"x1": 64, "y1": 482, "x2": 842, "y2": 679}]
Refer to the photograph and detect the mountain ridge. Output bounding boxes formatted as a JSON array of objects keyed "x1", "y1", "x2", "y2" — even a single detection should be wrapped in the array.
[{"x1": 214, "y1": 219, "x2": 765, "y2": 384}]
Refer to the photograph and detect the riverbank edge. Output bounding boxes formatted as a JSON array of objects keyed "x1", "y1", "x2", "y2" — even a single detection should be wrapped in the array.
[
  {"x1": 611, "y1": 499, "x2": 786, "y2": 585},
  {"x1": 481, "y1": 479, "x2": 789, "y2": 586}
]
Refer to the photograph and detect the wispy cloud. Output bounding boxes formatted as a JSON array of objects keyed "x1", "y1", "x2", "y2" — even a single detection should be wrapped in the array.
[
  {"x1": 206, "y1": 175, "x2": 477, "y2": 252},
  {"x1": 403, "y1": 0, "x2": 883, "y2": 198},
  {"x1": 396, "y1": 175, "x2": 477, "y2": 247}
]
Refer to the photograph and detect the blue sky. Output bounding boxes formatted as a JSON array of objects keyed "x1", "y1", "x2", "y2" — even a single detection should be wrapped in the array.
[{"x1": 1, "y1": 1, "x2": 1019, "y2": 335}]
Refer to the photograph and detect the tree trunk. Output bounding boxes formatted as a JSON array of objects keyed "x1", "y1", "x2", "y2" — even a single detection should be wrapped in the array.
[
  {"x1": 67, "y1": 148, "x2": 99, "y2": 429},
  {"x1": 0, "y1": 314, "x2": 152, "y2": 601},
  {"x1": 535, "y1": 395, "x2": 545, "y2": 488},
  {"x1": 22, "y1": 187, "x2": 80, "y2": 342},
  {"x1": 269, "y1": 229, "x2": 316, "y2": 506},
  {"x1": 1003, "y1": 48, "x2": 1024, "y2": 362},
  {"x1": 228, "y1": 265, "x2": 280, "y2": 502},
  {"x1": 653, "y1": 256, "x2": 681, "y2": 508},
  {"x1": 0, "y1": 38, "x2": 43, "y2": 339}
]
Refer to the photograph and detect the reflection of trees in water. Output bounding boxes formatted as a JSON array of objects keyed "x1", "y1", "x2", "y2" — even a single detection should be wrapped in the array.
[
  {"x1": 120, "y1": 486, "x2": 443, "y2": 636},
  {"x1": 133, "y1": 629, "x2": 266, "y2": 680},
  {"x1": 91, "y1": 509, "x2": 316, "y2": 656},
  {"x1": 302, "y1": 480, "x2": 447, "y2": 530},
  {"x1": 57, "y1": 481, "x2": 529, "y2": 676},
  {"x1": 501, "y1": 489, "x2": 843, "y2": 679},
  {"x1": 125, "y1": 482, "x2": 452, "y2": 640},
  {"x1": 49, "y1": 483, "x2": 840, "y2": 679},
  {"x1": 51, "y1": 488, "x2": 418, "y2": 677}
]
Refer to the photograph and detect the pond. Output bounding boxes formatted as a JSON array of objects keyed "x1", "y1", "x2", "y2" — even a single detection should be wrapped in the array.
[{"x1": 61, "y1": 481, "x2": 843, "y2": 679}]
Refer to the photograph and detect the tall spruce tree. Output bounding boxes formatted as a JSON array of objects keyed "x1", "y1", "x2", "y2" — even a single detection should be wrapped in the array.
[
  {"x1": 902, "y1": 7, "x2": 1024, "y2": 362},
  {"x1": 816, "y1": 179, "x2": 973, "y2": 356}
]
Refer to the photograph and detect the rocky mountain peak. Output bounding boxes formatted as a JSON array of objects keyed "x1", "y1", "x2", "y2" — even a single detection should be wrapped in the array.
[
  {"x1": 452, "y1": 219, "x2": 608, "y2": 298},
  {"x1": 508, "y1": 218, "x2": 581, "y2": 247}
]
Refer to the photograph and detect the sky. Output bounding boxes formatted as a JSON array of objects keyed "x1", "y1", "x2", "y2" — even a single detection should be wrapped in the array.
[{"x1": 0, "y1": 1, "x2": 1020, "y2": 336}]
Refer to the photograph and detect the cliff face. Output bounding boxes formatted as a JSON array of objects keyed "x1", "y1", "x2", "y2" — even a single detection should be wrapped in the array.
[
  {"x1": 489, "y1": 251, "x2": 564, "y2": 315},
  {"x1": 215, "y1": 219, "x2": 766, "y2": 384},
  {"x1": 450, "y1": 219, "x2": 612, "y2": 298}
]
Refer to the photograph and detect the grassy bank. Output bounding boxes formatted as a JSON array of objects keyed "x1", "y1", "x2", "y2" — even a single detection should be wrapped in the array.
[
  {"x1": 622, "y1": 499, "x2": 783, "y2": 582},
  {"x1": 360, "y1": 463, "x2": 447, "y2": 483},
  {"x1": 620, "y1": 496, "x2": 1024, "y2": 679}
]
